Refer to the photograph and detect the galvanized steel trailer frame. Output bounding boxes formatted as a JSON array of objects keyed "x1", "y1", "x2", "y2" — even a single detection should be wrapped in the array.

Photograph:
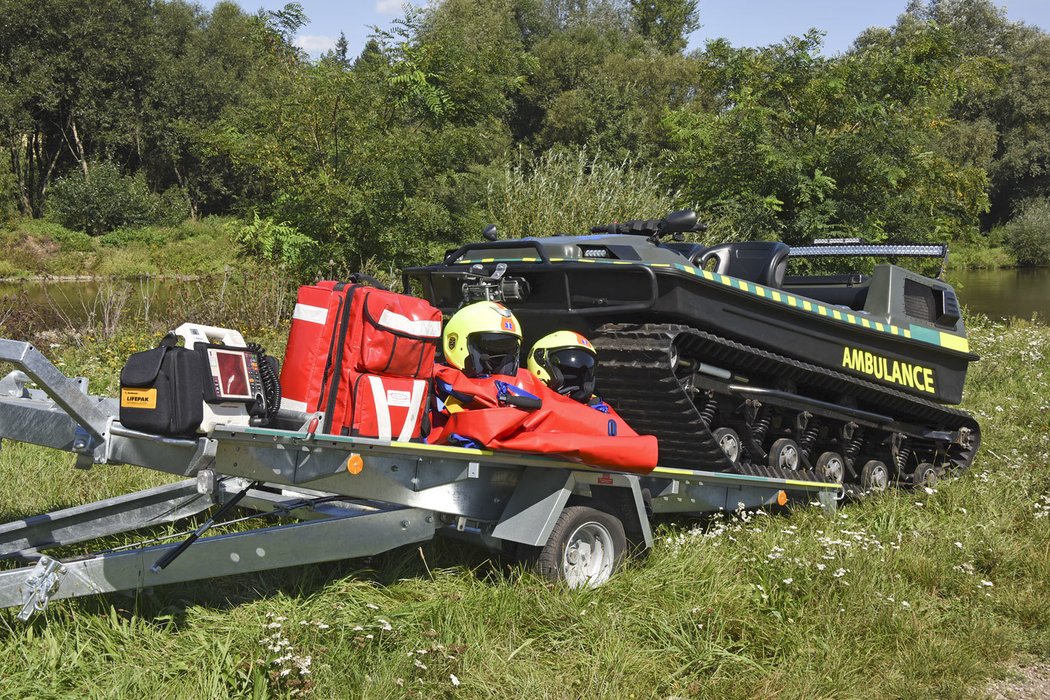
[{"x1": 0, "y1": 339, "x2": 839, "y2": 619}]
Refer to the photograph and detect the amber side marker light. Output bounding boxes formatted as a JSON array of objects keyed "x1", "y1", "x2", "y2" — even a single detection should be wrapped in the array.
[
  {"x1": 346, "y1": 454, "x2": 364, "y2": 475},
  {"x1": 777, "y1": 490, "x2": 788, "y2": 506}
]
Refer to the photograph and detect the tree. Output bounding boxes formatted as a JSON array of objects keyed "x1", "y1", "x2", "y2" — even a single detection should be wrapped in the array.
[
  {"x1": 629, "y1": 0, "x2": 699, "y2": 54},
  {"x1": 664, "y1": 28, "x2": 991, "y2": 243}
]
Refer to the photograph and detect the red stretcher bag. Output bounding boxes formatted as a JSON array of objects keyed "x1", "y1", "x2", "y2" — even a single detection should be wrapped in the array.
[{"x1": 279, "y1": 277, "x2": 440, "y2": 440}]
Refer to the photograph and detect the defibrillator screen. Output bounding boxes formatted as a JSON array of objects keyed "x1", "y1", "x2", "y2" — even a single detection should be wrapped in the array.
[{"x1": 207, "y1": 348, "x2": 253, "y2": 400}]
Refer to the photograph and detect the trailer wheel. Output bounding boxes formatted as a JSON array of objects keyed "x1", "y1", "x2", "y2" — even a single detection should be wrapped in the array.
[
  {"x1": 860, "y1": 460, "x2": 890, "y2": 493},
  {"x1": 815, "y1": 451, "x2": 845, "y2": 485},
  {"x1": 713, "y1": 427, "x2": 741, "y2": 464},
  {"x1": 768, "y1": 438, "x2": 801, "y2": 470},
  {"x1": 534, "y1": 505, "x2": 626, "y2": 589}
]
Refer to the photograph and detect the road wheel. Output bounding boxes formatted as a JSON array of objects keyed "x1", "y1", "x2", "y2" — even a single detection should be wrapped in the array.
[
  {"x1": 910, "y1": 462, "x2": 939, "y2": 488},
  {"x1": 713, "y1": 427, "x2": 741, "y2": 464},
  {"x1": 534, "y1": 505, "x2": 626, "y2": 589},
  {"x1": 768, "y1": 438, "x2": 801, "y2": 470},
  {"x1": 860, "y1": 459, "x2": 890, "y2": 494}
]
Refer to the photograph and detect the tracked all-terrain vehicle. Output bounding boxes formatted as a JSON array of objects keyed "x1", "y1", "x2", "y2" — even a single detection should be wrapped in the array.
[{"x1": 405, "y1": 210, "x2": 980, "y2": 492}]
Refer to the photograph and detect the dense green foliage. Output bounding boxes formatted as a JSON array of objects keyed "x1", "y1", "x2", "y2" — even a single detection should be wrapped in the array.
[
  {"x1": 2, "y1": 0, "x2": 1050, "y2": 275},
  {"x1": 47, "y1": 162, "x2": 188, "y2": 235},
  {"x1": 1003, "y1": 198, "x2": 1050, "y2": 266},
  {"x1": 0, "y1": 315, "x2": 1046, "y2": 698}
]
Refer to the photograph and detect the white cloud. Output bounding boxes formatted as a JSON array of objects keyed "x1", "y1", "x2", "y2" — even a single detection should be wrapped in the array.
[
  {"x1": 375, "y1": 0, "x2": 402, "y2": 14},
  {"x1": 294, "y1": 34, "x2": 338, "y2": 54}
]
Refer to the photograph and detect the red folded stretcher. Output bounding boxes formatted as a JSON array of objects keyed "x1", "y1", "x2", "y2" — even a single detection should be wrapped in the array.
[{"x1": 428, "y1": 365, "x2": 659, "y2": 473}]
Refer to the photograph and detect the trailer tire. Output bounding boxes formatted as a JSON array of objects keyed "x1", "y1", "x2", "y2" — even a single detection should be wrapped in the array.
[{"x1": 533, "y1": 504, "x2": 626, "y2": 589}]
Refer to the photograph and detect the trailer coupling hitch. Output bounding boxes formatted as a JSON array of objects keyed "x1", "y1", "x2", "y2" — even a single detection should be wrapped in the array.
[{"x1": 17, "y1": 556, "x2": 67, "y2": 621}]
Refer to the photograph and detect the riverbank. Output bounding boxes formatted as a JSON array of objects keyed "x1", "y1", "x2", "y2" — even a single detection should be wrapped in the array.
[{"x1": 0, "y1": 217, "x2": 240, "y2": 280}]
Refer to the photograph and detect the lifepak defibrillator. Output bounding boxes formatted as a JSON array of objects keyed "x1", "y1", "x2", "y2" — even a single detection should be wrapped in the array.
[{"x1": 119, "y1": 323, "x2": 280, "y2": 436}]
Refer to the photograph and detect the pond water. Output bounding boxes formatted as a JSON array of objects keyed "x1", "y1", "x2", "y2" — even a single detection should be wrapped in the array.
[
  {"x1": 951, "y1": 268, "x2": 1050, "y2": 323},
  {"x1": 1, "y1": 268, "x2": 1048, "y2": 329}
]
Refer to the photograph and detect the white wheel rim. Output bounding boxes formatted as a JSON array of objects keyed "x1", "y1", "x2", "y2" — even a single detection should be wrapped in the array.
[
  {"x1": 562, "y1": 521, "x2": 616, "y2": 589},
  {"x1": 779, "y1": 444, "x2": 799, "y2": 470},
  {"x1": 821, "y1": 456, "x2": 844, "y2": 483},
  {"x1": 867, "y1": 464, "x2": 889, "y2": 492},
  {"x1": 718, "y1": 432, "x2": 739, "y2": 462}
]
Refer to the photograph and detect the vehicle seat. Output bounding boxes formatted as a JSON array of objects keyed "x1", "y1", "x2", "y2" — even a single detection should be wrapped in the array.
[
  {"x1": 660, "y1": 242, "x2": 708, "y2": 265},
  {"x1": 696, "y1": 241, "x2": 791, "y2": 288}
]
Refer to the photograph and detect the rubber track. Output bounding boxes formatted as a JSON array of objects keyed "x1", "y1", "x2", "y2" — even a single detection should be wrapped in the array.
[{"x1": 592, "y1": 324, "x2": 980, "y2": 476}]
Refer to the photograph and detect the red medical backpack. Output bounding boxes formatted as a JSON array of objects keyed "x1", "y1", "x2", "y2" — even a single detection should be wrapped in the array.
[{"x1": 279, "y1": 278, "x2": 441, "y2": 440}]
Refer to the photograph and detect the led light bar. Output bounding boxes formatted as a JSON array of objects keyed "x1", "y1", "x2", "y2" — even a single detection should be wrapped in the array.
[{"x1": 789, "y1": 243, "x2": 947, "y2": 258}]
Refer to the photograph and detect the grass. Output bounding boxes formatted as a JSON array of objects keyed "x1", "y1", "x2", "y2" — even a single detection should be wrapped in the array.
[
  {"x1": 0, "y1": 217, "x2": 240, "y2": 279},
  {"x1": 0, "y1": 317, "x2": 1047, "y2": 699}
]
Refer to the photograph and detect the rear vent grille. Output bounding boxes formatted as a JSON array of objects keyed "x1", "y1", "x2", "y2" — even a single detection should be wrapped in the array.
[{"x1": 903, "y1": 279, "x2": 935, "y2": 321}]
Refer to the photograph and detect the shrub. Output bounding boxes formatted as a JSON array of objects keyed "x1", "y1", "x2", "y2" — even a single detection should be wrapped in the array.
[
  {"x1": 232, "y1": 213, "x2": 317, "y2": 278},
  {"x1": 1003, "y1": 198, "x2": 1050, "y2": 267},
  {"x1": 46, "y1": 162, "x2": 189, "y2": 236},
  {"x1": 485, "y1": 148, "x2": 678, "y2": 238}
]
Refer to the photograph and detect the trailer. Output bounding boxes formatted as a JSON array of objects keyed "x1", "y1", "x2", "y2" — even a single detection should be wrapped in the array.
[{"x1": 0, "y1": 339, "x2": 840, "y2": 620}]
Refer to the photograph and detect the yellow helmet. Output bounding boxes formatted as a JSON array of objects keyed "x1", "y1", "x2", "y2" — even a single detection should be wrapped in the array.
[
  {"x1": 443, "y1": 301, "x2": 522, "y2": 377},
  {"x1": 527, "y1": 331, "x2": 597, "y2": 403}
]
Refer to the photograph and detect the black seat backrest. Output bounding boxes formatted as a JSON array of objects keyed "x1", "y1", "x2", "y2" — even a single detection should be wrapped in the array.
[
  {"x1": 697, "y1": 241, "x2": 791, "y2": 288},
  {"x1": 659, "y1": 242, "x2": 708, "y2": 264}
]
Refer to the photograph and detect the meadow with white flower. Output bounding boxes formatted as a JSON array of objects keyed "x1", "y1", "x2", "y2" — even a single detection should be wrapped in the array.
[{"x1": 0, "y1": 314, "x2": 1046, "y2": 698}]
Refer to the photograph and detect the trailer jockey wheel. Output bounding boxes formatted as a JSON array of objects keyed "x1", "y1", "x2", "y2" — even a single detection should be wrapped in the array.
[
  {"x1": 910, "y1": 462, "x2": 939, "y2": 488},
  {"x1": 860, "y1": 460, "x2": 890, "y2": 494},
  {"x1": 713, "y1": 427, "x2": 741, "y2": 464},
  {"x1": 535, "y1": 504, "x2": 626, "y2": 589},
  {"x1": 815, "y1": 451, "x2": 845, "y2": 486},
  {"x1": 768, "y1": 438, "x2": 801, "y2": 471}
]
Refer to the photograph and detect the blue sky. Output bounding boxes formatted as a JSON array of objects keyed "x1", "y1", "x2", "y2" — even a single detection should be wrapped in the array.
[{"x1": 222, "y1": 1, "x2": 1050, "y2": 58}]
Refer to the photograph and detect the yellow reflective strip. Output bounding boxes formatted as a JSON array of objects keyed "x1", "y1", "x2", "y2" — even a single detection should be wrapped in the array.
[
  {"x1": 650, "y1": 466, "x2": 701, "y2": 477},
  {"x1": 652, "y1": 263, "x2": 670, "y2": 267},
  {"x1": 939, "y1": 332, "x2": 970, "y2": 353},
  {"x1": 772, "y1": 291, "x2": 782, "y2": 302},
  {"x1": 700, "y1": 270, "x2": 714, "y2": 280},
  {"x1": 803, "y1": 300, "x2": 813, "y2": 312},
  {"x1": 903, "y1": 329, "x2": 912, "y2": 338},
  {"x1": 522, "y1": 257, "x2": 537, "y2": 262},
  {"x1": 846, "y1": 314, "x2": 856, "y2": 324},
  {"x1": 785, "y1": 479, "x2": 843, "y2": 490},
  {"x1": 720, "y1": 276, "x2": 732, "y2": 285},
  {"x1": 386, "y1": 441, "x2": 492, "y2": 457},
  {"x1": 736, "y1": 279, "x2": 748, "y2": 290},
  {"x1": 861, "y1": 318, "x2": 871, "y2": 328},
  {"x1": 756, "y1": 287, "x2": 767, "y2": 297}
]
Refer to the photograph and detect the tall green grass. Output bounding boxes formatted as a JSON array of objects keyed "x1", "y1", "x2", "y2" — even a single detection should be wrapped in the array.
[{"x1": 0, "y1": 317, "x2": 1047, "y2": 699}]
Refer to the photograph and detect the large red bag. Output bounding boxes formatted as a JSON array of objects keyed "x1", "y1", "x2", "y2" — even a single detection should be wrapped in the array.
[
  {"x1": 428, "y1": 366, "x2": 658, "y2": 473},
  {"x1": 279, "y1": 279, "x2": 441, "y2": 438}
]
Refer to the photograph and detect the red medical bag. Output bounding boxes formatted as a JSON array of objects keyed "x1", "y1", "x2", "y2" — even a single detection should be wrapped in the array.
[
  {"x1": 279, "y1": 278, "x2": 440, "y2": 440},
  {"x1": 342, "y1": 372, "x2": 429, "y2": 441}
]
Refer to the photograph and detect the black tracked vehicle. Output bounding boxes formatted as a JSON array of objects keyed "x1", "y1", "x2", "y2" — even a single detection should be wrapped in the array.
[{"x1": 405, "y1": 210, "x2": 980, "y2": 492}]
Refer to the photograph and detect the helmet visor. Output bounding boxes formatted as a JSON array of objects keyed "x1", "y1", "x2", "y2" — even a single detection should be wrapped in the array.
[
  {"x1": 548, "y1": 348, "x2": 596, "y2": 402},
  {"x1": 466, "y1": 332, "x2": 521, "y2": 377}
]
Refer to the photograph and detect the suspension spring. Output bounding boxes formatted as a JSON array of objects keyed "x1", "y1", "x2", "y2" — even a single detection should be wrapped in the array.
[
  {"x1": 896, "y1": 445, "x2": 913, "y2": 475},
  {"x1": 798, "y1": 416, "x2": 819, "y2": 456},
  {"x1": 752, "y1": 405, "x2": 772, "y2": 442},
  {"x1": 699, "y1": 392, "x2": 717, "y2": 428},
  {"x1": 843, "y1": 426, "x2": 865, "y2": 469}
]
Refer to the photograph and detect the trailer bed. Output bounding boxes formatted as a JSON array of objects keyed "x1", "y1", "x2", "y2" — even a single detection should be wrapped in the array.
[{"x1": 0, "y1": 339, "x2": 840, "y2": 619}]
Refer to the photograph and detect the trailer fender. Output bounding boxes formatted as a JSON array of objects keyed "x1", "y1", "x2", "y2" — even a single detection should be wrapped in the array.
[
  {"x1": 491, "y1": 469, "x2": 653, "y2": 550},
  {"x1": 490, "y1": 467, "x2": 575, "y2": 547}
]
